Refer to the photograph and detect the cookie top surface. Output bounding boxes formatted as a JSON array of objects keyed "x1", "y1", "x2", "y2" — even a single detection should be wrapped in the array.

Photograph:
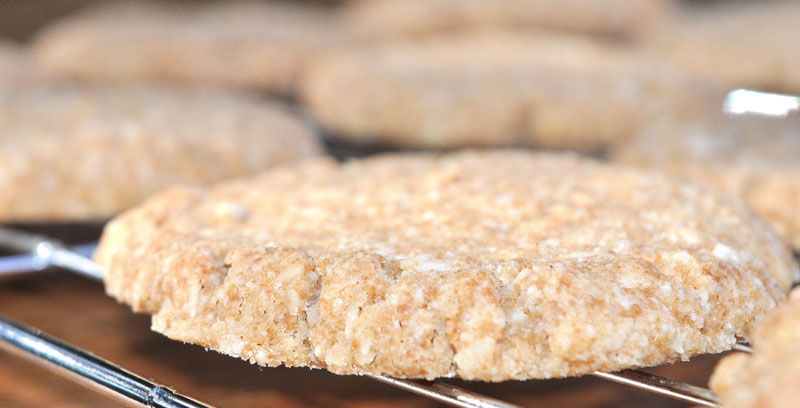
[
  {"x1": 612, "y1": 115, "x2": 800, "y2": 249},
  {"x1": 710, "y1": 288, "x2": 800, "y2": 408},
  {"x1": 0, "y1": 85, "x2": 321, "y2": 222},
  {"x1": 96, "y1": 150, "x2": 797, "y2": 381},
  {"x1": 345, "y1": 0, "x2": 675, "y2": 39},
  {"x1": 301, "y1": 31, "x2": 722, "y2": 149},
  {"x1": 645, "y1": 1, "x2": 800, "y2": 92},
  {"x1": 33, "y1": 1, "x2": 353, "y2": 93}
]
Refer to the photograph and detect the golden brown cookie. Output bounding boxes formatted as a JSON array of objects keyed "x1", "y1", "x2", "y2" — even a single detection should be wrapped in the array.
[
  {"x1": 612, "y1": 115, "x2": 800, "y2": 250},
  {"x1": 32, "y1": 1, "x2": 353, "y2": 94},
  {"x1": 301, "y1": 31, "x2": 722, "y2": 150},
  {"x1": 345, "y1": 0, "x2": 676, "y2": 39},
  {"x1": 710, "y1": 288, "x2": 800, "y2": 408},
  {"x1": 0, "y1": 85, "x2": 321, "y2": 222},
  {"x1": 645, "y1": 1, "x2": 800, "y2": 93},
  {"x1": 96, "y1": 150, "x2": 797, "y2": 381}
]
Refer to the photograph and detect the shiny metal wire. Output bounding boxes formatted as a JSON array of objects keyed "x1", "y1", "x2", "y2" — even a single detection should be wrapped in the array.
[
  {"x1": 594, "y1": 370, "x2": 717, "y2": 407},
  {"x1": 0, "y1": 315, "x2": 212, "y2": 408},
  {"x1": 368, "y1": 375, "x2": 522, "y2": 408},
  {"x1": 0, "y1": 228, "x2": 103, "y2": 280},
  {"x1": 723, "y1": 89, "x2": 800, "y2": 116}
]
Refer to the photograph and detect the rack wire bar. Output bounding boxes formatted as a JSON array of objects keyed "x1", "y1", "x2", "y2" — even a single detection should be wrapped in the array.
[
  {"x1": 368, "y1": 375, "x2": 521, "y2": 408},
  {"x1": 0, "y1": 227, "x2": 724, "y2": 407},
  {"x1": 0, "y1": 315, "x2": 213, "y2": 408},
  {"x1": 0, "y1": 228, "x2": 103, "y2": 280},
  {"x1": 594, "y1": 370, "x2": 717, "y2": 407},
  {"x1": 723, "y1": 89, "x2": 800, "y2": 116},
  {"x1": 0, "y1": 243, "x2": 96, "y2": 277}
]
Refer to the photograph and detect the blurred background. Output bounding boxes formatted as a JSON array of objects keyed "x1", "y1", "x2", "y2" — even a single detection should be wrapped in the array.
[{"x1": 0, "y1": 0, "x2": 755, "y2": 42}]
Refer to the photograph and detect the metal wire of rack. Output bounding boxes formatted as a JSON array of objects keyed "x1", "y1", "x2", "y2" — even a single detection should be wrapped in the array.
[{"x1": 0, "y1": 315, "x2": 213, "y2": 408}]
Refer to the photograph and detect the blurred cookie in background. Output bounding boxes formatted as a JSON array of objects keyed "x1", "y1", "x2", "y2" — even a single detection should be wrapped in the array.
[
  {"x1": 0, "y1": 41, "x2": 40, "y2": 87},
  {"x1": 301, "y1": 30, "x2": 723, "y2": 151},
  {"x1": 612, "y1": 115, "x2": 800, "y2": 250},
  {"x1": 32, "y1": 1, "x2": 354, "y2": 94},
  {"x1": 645, "y1": 0, "x2": 800, "y2": 93},
  {"x1": 710, "y1": 288, "x2": 800, "y2": 408},
  {"x1": 0, "y1": 85, "x2": 321, "y2": 223},
  {"x1": 345, "y1": 0, "x2": 676, "y2": 40}
]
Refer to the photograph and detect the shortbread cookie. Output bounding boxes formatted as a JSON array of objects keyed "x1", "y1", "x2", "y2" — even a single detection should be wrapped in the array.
[
  {"x1": 645, "y1": 1, "x2": 800, "y2": 93},
  {"x1": 710, "y1": 288, "x2": 800, "y2": 408},
  {"x1": 96, "y1": 151, "x2": 798, "y2": 381},
  {"x1": 301, "y1": 31, "x2": 722, "y2": 150},
  {"x1": 0, "y1": 85, "x2": 320, "y2": 222},
  {"x1": 33, "y1": 1, "x2": 352, "y2": 94},
  {"x1": 345, "y1": 0, "x2": 675, "y2": 39},
  {"x1": 612, "y1": 115, "x2": 800, "y2": 250}
]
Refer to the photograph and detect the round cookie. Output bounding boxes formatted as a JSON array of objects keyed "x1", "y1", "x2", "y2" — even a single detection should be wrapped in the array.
[
  {"x1": 301, "y1": 31, "x2": 723, "y2": 150},
  {"x1": 0, "y1": 85, "x2": 321, "y2": 222},
  {"x1": 612, "y1": 115, "x2": 800, "y2": 251},
  {"x1": 710, "y1": 288, "x2": 800, "y2": 408},
  {"x1": 32, "y1": 1, "x2": 353, "y2": 94},
  {"x1": 645, "y1": 1, "x2": 800, "y2": 93},
  {"x1": 345, "y1": 0, "x2": 675, "y2": 39},
  {"x1": 95, "y1": 151, "x2": 798, "y2": 381}
]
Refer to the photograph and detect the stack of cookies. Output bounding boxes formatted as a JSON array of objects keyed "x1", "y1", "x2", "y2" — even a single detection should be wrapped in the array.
[{"x1": 2, "y1": 1, "x2": 799, "y2": 407}]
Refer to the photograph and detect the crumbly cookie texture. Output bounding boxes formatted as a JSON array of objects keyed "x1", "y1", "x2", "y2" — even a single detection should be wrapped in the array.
[
  {"x1": 33, "y1": 1, "x2": 353, "y2": 93},
  {"x1": 645, "y1": 1, "x2": 800, "y2": 93},
  {"x1": 301, "y1": 31, "x2": 722, "y2": 150},
  {"x1": 345, "y1": 0, "x2": 675, "y2": 39},
  {"x1": 612, "y1": 115, "x2": 800, "y2": 250},
  {"x1": 0, "y1": 85, "x2": 320, "y2": 222},
  {"x1": 96, "y1": 151, "x2": 798, "y2": 381},
  {"x1": 710, "y1": 289, "x2": 800, "y2": 408}
]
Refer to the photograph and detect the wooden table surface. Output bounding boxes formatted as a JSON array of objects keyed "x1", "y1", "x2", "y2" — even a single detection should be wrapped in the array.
[{"x1": 0, "y1": 225, "x2": 722, "y2": 408}]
